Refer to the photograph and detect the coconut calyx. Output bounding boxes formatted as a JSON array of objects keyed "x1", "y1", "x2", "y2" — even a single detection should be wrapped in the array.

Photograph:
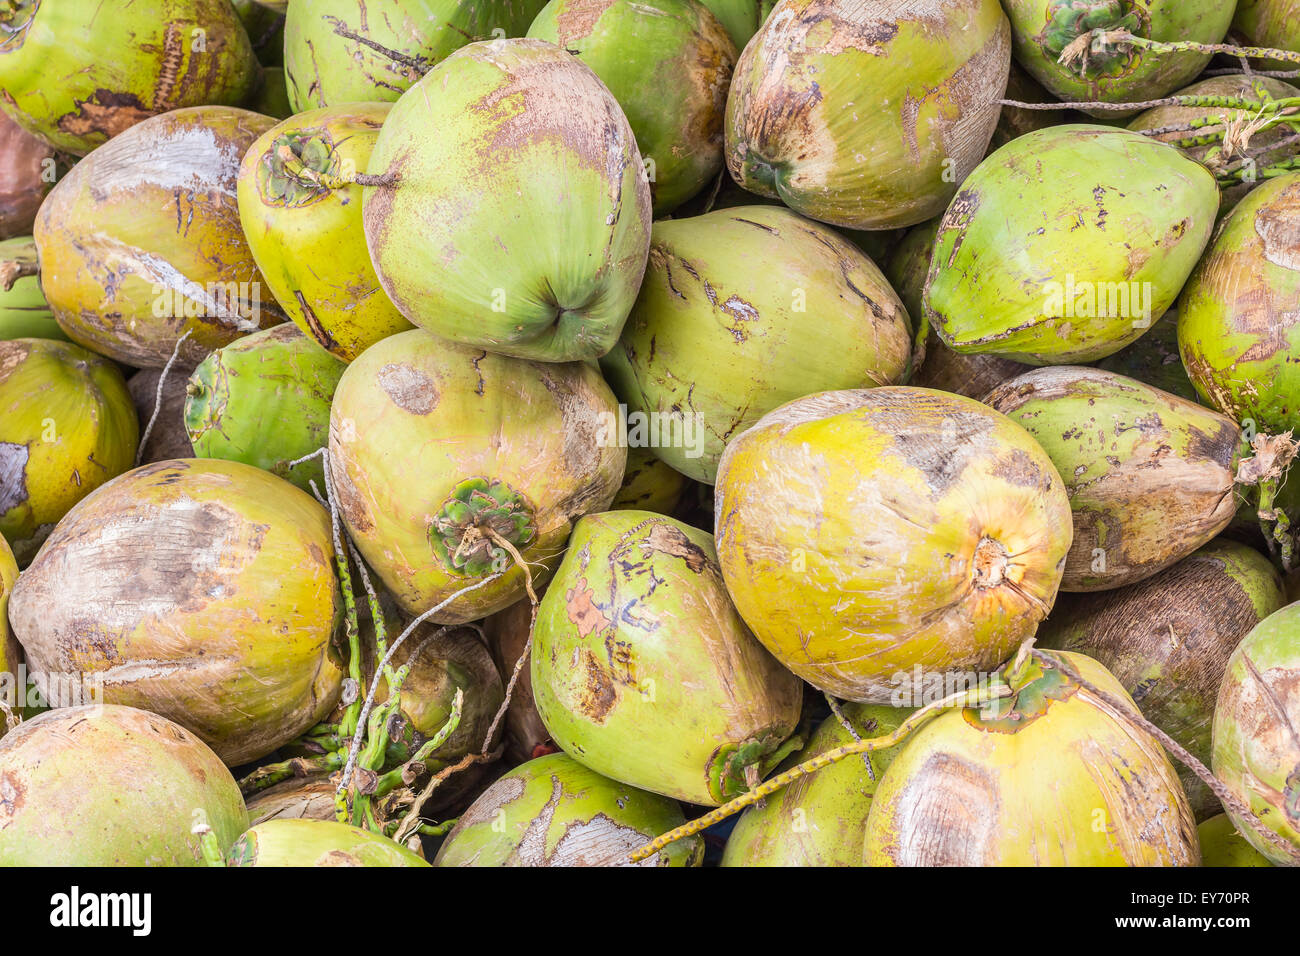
[
  {"x1": 1043, "y1": 1, "x2": 1147, "y2": 78},
  {"x1": 258, "y1": 130, "x2": 344, "y2": 206},
  {"x1": 708, "y1": 730, "x2": 805, "y2": 804},
  {"x1": 429, "y1": 478, "x2": 537, "y2": 578},
  {"x1": 961, "y1": 643, "x2": 1077, "y2": 733}
]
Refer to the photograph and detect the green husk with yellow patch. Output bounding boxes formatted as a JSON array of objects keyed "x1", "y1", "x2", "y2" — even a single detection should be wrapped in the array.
[{"x1": 228, "y1": 819, "x2": 429, "y2": 867}]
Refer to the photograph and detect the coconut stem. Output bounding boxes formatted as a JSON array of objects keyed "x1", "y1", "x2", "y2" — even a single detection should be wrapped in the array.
[
  {"x1": 192, "y1": 823, "x2": 227, "y2": 867},
  {"x1": 0, "y1": 255, "x2": 37, "y2": 292},
  {"x1": 478, "y1": 529, "x2": 541, "y2": 754},
  {"x1": 391, "y1": 748, "x2": 501, "y2": 844},
  {"x1": 237, "y1": 752, "x2": 343, "y2": 795},
  {"x1": 626, "y1": 682, "x2": 1012, "y2": 863},
  {"x1": 1039, "y1": 650, "x2": 1300, "y2": 866},
  {"x1": 326, "y1": 16, "x2": 433, "y2": 77},
  {"x1": 136, "y1": 330, "x2": 192, "y2": 468},
  {"x1": 372, "y1": 689, "x2": 464, "y2": 799}
]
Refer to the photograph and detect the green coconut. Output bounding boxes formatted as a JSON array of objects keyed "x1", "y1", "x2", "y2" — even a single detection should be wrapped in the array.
[
  {"x1": 925, "y1": 125, "x2": 1219, "y2": 364},
  {"x1": 528, "y1": 0, "x2": 736, "y2": 215},
  {"x1": 0, "y1": 705, "x2": 247, "y2": 866},
  {"x1": 1199, "y1": 813, "x2": 1275, "y2": 867},
  {"x1": 1039, "y1": 540, "x2": 1285, "y2": 820},
  {"x1": 1179, "y1": 171, "x2": 1300, "y2": 439},
  {"x1": 362, "y1": 38, "x2": 651, "y2": 362},
  {"x1": 184, "y1": 324, "x2": 346, "y2": 493},
  {"x1": 601, "y1": 205, "x2": 911, "y2": 484},
  {"x1": 1095, "y1": 312, "x2": 1199, "y2": 402},
  {"x1": 0, "y1": 237, "x2": 65, "y2": 342},
  {"x1": 724, "y1": 0, "x2": 1010, "y2": 230},
  {"x1": 245, "y1": 66, "x2": 292, "y2": 119},
  {"x1": 238, "y1": 103, "x2": 414, "y2": 362},
  {"x1": 1234, "y1": 0, "x2": 1300, "y2": 67},
  {"x1": 610, "y1": 447, "x2": 691, "y2": 515},
  {"x1": 886, "y1": 218, "x2": 1031, "y2": 398},
  {"x1": 1212, "y1": 601, "x2": 1300, "y2": 865},
  {"x1": 985, "y1": 367, "x2": 1243, "y2": 591},
  {"x1": 34, "y1": 105, "x2": 287, "y2": 368},
  {"x1": 283, "y1": 0, "x2": 545, "y2": 111},
  {"x1": 228, "y1": 819, "x2": 429, "y2": 867},
  {"x1": 9, "y1": 459, "x2": 344, "y2": 766},
  {"x1": 435, "y1": 752, "x2": 703, "y2": 866},
  {"x1": 0, "y1": 0, "x2": 258, "y2": 155},
  {"x1": 330, "y1": 329, "x2": 626, "y2": 624},
  {"x1": 0, "y1": 113, "x2": 54, "y2": 240},
  {"x1": 715, "y1": 387, "x2": 1073, "y2": 703},
  {"x1": 864, "y1": 650, "x2": 1199, "y2": 865},
  {"x1": 533, "y1": 510, "x2": 802, "y2": 805},
  {"x1": 702, "y1": 0, "x2": 774, "y2": 47},
  {"x1": 1001, "y1": 0, "x2": 1236, "y2": 111},
  {"x1": 0, "y1": 338, "x2": 139, "y2": 564},
  {"x1": 721, "y1": 704, "x2": 912, "y2": 867},
  {"x1": 234, "y1": 0, "x2": 287, "y2": 65},
  {"x1": 1128, "y1": 74, "x2": 1300, "y2": 211}
]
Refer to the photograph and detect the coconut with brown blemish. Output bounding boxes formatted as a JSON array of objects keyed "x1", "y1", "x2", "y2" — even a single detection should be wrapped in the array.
[
  {"x1": 714, "y1": 386, "x2": 1073, "y2": 703},
  {"x1": 0, "y1": 705, "x2": 248, "y2": 865},
  {"x1": 528, "y1": 0, "x2": 737, "y2": 215},
  {"x1": 925, "y1": 125, "x2": 1219, "y2": 365},
  {"x1": 985, "y1": 366, "x2": 1243, "y2": 591},
  {"x1": 724, "y1": 0, "x2": 1011, "y2": 230},
  {"x1": 283, "y1": 0, "x2": 546, "y2": 111},
  {"x1": 0, "y1": 0, "x2": 258, "y2": 155},
  {"x1": 1002, "y1": 0, "x2": 1235, "y2": 113},
  {"x1": 1212, "y1": 601, "x2": 1300, "y2": 866},
  {"x1": 0, "y1": 112, "x2": 54, "y2": 240},
  {"x1": 330, "y1": 329, "x2": 626, "y2": 624},
  {"x1": 8, "y1": 458, "x2": 344, "y2": 766},
  {"x1": 1038, "y1": 540, "x2": 1285, "y2": 820},
  {"x1": 0, "y1": 338, "x2": 138, "y2": 565},
  {"x1": 34, "y1": 106, "x2": 288, "y2": 369},
  {"x1": 532, "y1": 510, "x2": 803, "y2": 805},
  {"x1": 864, "y1": 650, "x2": 1200, "y2": 865},
  {"x1": 237, "y1": 104, "x2": 414, "y2": 362},
  {"x1": 601, "y1": 204, "x2": 912, "y2": 484},
  {"x1": 885, "y1": 217, "x2": 1031, "y2": 398},
  {"x1": 361, "y1": 38, "x2": 652, "y2": 363},
  {"x1": 435, "y1": 752, "x2": 703, "y2": 866}
]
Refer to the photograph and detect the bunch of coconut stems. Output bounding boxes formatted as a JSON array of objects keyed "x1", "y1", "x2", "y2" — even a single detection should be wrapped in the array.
[
  {"x1": 629, "y1": 641, "x2": 1300, "y2": 866},
  {"x1": 235, "y1": 448, "x2": 529, "y2": 845}
]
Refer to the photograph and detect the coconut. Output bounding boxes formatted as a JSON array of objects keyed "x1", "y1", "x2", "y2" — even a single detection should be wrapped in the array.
[
  {"x1": 234, "y1": 0, "x2": 287, "y2": 65},
  {"x1": 1199, "y1": 813, "x2": 1275, "y2": 867},
  {"x1": 0, "y1": 534, "x2": 19, "y2": 736},
  {"x1": 228, "y1": 819, "x2": 429, "y2": 867},
  {"x1": 925, "y1": 125, "x2": 1219, "y2": 365},
  {"x1": 1038, "y1": 540, "x2": 1285, "y2": 819},
  {"x1": 1128, "y1": 74, "x2": 1300, "y2": 210},
  {"x1": 330, "y1": 329, "x2": 626, "y2": 624},
  {"x1": 724, "y1": 0, "x2": 1010, "y2": 230},
  {"x1": 715, "y1": 387, "x2": 1072, "y2": 702},
  {"x1": 885, "y1": 219, "x2": 1031, "y2": 398},
  {"x1": 985, "y1": 367, "x2": 1243, "y2": 591},
  {"x1": 1234, "y1": 0, "x2": 1300, "y2": 67},
  {"x1": 610, "y1": 447, "x2": 691, "y2": 515},
  {"x1": 362, "y1": 38, "x2": 651, "y2": 363},
  {"x1": 245, "y1": 66, "x2": 293, "y2": 119},
  {"x1": 1179, "y1": 171, "x2": 1300, "y2": 439},
  {"x1": 0, "y1": 705, "x2": 247, "y2": 865},
  {"x1": 0, "y1": 338, "x2": 139, "y2": 563},
  {"x1": 0, "y1": 112, "x2": 53, "y2": 239},
  {"x1": 721, "y1": 704, "x2": 911, "y2": 867},
  {"x1": 237, "y1": 104, "x2": 414, "y2": 362},
  {"x1": 601, "y1": 205, "x2": 910, "y2": 484},
  {"x1": 1212, "y1": 601, "x2": 1300, "y2": 865},
  {"x1": 184, "y1": 324, "x2": 346, "y2": 493},
  {"x1": 1001, "y1": 0, "x2": 1236, "y2": 111},
  {"x1": 698, "y1": 0, "x2": 774, "y2": 48},
  {"x1": 246, "y1": 777, "x2": 340, "y2": 826},
  {"x1": 532, "y1": 510, "x2": 803, "y2": 805},
  {"x1": 528, "y1": 0, "x2": 736, "y2": 215},
  {"x1": 283, "y1": 0, "x2": 544, "y2": 111},
  {"x1": 0, "y1": 238, "x2": 65, "y2": 342},
  {"x1": 9, "y1": 459, "x2": 344, "y2": 766},
  {"x1": 128, "y1": 368, "x2": 196, "y2": 465},
  {"x1": 435, "y1": 752, "x2": 703, "y2": 866},
  {"x1": 1095, "y1": 313, "x2": 1199, "y2": 403},
  {"x1": 0, "y1": 0, "x2": 258, "y2": 155},
  {"x1": 482, "y1": 593, "x2": 555, "y2": 764},
  {"x1": 864, "y1": 650, "x2": 1199, "y2": 865},
  {"x1": 34, "y1": 106, "x2": 287, "y2": 368}
]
